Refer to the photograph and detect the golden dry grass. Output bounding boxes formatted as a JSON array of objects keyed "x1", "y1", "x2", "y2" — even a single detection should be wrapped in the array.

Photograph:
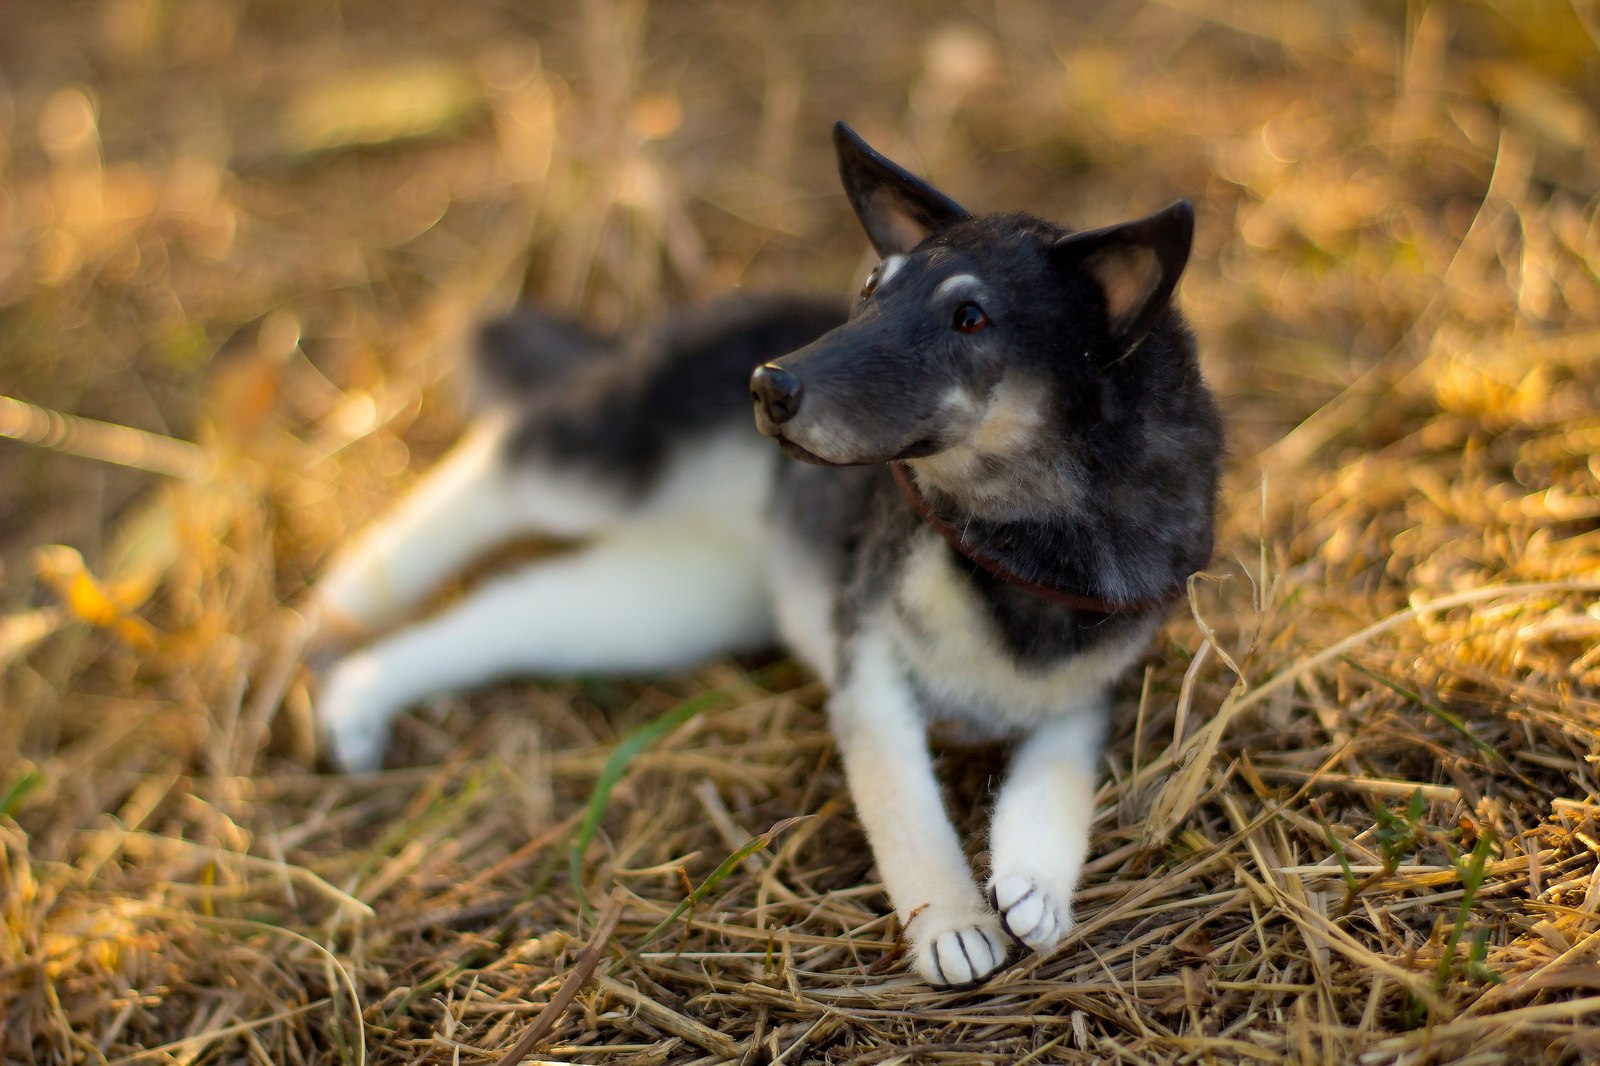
[{"x1": 3, "y1": 1, "x2": 1600, "y2": 1062}]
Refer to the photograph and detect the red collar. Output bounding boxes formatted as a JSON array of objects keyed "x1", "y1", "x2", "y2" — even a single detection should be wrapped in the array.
[{"x1": 890, "y1": 462, "x2": 1187, "y2": 615}]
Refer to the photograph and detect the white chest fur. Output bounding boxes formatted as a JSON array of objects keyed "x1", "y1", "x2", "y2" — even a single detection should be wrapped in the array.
[{"x1": 887, "y1": 537, "x2": 1154, "y2": 734}]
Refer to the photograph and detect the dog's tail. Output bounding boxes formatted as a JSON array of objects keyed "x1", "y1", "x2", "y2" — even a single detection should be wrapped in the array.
[{"x1": 468, "y1": 309, "x2": 618, "y2": 406}]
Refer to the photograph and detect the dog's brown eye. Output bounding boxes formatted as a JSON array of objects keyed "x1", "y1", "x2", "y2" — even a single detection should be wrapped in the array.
[
  {"x1": 953, "y1": 303, "x2": 989, "y2": 333},
  {"x1": 860, "y1": 267, "x2": 881, "y2": 300}
]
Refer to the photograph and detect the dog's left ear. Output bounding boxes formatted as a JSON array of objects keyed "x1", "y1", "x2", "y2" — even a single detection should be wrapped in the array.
[
  {"x1": 834, "y1": 121, "x2": 969, "y2": 257},
  {"x1": 1053, "y1": 200, "x2": 1194, "y2": 355}
]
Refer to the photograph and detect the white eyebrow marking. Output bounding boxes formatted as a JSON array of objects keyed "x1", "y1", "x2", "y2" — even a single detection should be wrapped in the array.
[
  {"x1": 933, "y1": 273, "x2": 983, "y2": 300},
  {"x1": 878, "y1": 254, "x2": 907, "y2": 285}
]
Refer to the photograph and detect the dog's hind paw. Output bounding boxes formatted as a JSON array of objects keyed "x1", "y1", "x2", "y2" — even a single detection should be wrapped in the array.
[
  {"x1": 913, "y1": 913, "x2": 1009, "y2": 988},
  {"x1": 988, "y1": 873, "x2": 1072, "y2": 955},
  {"x1": 315, "y1": 654, "x2": 396, "y2": 773}
]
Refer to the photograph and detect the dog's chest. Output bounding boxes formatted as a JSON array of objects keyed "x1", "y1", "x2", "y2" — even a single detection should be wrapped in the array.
[{"x1": 887, "y1": 537, "x2": 1148, "y2": 734}]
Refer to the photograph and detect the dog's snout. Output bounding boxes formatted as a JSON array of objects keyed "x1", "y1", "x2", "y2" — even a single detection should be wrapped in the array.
[{"x1": 751, "y1": 363, "x2": 803, "y2": 424}]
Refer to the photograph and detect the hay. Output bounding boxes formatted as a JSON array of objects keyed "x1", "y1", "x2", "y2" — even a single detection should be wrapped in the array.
[{"x1": 3, "y1": 0, "x2": 1600, "y2": 1061}]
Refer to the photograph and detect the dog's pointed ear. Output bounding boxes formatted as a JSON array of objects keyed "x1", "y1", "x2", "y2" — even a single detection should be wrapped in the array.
[
  {"x1": 834, "y1": 121, "x2": 968, "y2": 257},
  {"x1": 1053, "y1": 200, "x2": 1194, "y2": 353}
]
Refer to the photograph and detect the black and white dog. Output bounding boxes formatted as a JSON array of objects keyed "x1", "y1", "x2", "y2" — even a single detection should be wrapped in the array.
[{"x1": 312, "y1": 123, "x2": 1222, "y2": 987}]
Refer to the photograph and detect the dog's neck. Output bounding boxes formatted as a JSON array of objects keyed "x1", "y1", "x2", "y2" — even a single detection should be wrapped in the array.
[
  {"x1": 900, "y1": 423, "x2": 1213, "y2": 611},
  {"x1": 891, "y1": 462, "x2": 1184, "y2": 613}
]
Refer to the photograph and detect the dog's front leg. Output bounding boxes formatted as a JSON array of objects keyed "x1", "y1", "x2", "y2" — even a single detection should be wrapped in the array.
[
  {"x1": 830, "y1": 630, "x2": 1008, "y2": 987},
  {"x1": 986, "y1": 704, "x2": 1109, "y2": 956}
]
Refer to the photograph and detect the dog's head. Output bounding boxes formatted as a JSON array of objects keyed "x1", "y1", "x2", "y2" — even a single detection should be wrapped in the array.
[{"x1": 752, "y1": 122, "x2": 1195, "y2": 490}]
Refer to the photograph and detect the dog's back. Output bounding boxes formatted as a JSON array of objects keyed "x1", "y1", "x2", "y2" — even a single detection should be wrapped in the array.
[{"x1": 480, "y1": 294, "x2": 845, "y2": 494}]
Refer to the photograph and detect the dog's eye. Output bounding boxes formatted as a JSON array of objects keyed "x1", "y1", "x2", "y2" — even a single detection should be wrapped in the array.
[
  {"x1": 860, "y1": 267, "x2": 881, "y2": 300},
  {"x1": 952, "y1": 303, "x2": 990, "y2": 333}
]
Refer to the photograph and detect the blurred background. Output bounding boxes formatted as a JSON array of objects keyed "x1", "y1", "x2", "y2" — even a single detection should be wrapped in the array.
[{"x1": 3, "y1": 1, "x2": 1600, "y2": 1062}]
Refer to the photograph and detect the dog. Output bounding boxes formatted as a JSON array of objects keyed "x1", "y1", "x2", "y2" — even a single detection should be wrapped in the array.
[{"x1": 311, "y1": 122, "x2": 1223, "y2": 988}]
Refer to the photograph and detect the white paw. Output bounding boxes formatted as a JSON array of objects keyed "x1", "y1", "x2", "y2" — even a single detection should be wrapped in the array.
[
  {"x1": 316, "y1": 654, "x2": 396, "y2": 773},
  {"x1": 910, "y1": 911, "x2": 1009, "y2": 988},
  {"x1": 988, "y1": 873, "x2": 1073, "y2": 955}
]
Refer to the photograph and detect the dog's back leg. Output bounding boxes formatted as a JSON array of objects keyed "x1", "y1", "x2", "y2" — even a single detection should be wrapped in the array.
[
  {"x1": 311, "y1": 414, "x2": 606, "y2": 635},
  {"x1": 309, "y1": 418, "x2": 778, "y2": 638},
  {"x1": 317, "y1": 522, "x2": 773, "y2": 770},
  {"x1": 312, "y1": 308, "x2": 634, "y2": 635}
]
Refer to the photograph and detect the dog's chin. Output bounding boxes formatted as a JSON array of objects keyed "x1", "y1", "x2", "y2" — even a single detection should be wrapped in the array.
[{"x1": 777, "y1": 437, "x2": 845, "y2": 465}]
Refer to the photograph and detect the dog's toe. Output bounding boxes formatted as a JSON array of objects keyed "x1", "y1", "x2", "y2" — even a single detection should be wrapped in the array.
[
  {"x1": 916, "y1": 916, "x2": 1009, "y2": 988},
  {"x1": 989, "y1": 874, "x2": 1071, "y2": 954}
]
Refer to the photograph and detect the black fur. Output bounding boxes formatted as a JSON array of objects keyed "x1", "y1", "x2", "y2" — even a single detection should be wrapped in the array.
[
  {"x1": 484, "y1": 294, "x2": 845, "y2": 491},
  {"x1": 472, "y1": 310, "x2": 614, "y2": 400},
  {"x1": 914, "y1": 215, "x2": 1222, "y2": 611}
]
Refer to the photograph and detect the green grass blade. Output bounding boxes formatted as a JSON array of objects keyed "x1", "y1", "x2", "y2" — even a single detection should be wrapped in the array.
[
  {"x1": 568, "y1": 691, "x2": 723, "y2": 911},
  {"x1": 0, "y1": 765, "x2": 42, "y2": 819},
  {"x1": 1324, "y1": 826, "x2": 1359, "y2": 900},
  {"x1": 1340, "y1": 657, "x2": 1500, "y2": 759},
  {"x1": 627, "y1": 815, "x2": 810, "y2": 957}
]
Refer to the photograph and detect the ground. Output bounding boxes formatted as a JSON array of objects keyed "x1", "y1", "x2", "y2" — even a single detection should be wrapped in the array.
[{"x1": 3, "y1": 1, "x2": 1600, "y2": 1063}]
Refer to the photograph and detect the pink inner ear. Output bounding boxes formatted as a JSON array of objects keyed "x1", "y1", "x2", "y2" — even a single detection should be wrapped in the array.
[
  {"x1": 1090, "y1": 246, "x2": 1161, "y2": 331},
  {"x1": 871, "y1": 191, "x2": 935, "y2": 254}
]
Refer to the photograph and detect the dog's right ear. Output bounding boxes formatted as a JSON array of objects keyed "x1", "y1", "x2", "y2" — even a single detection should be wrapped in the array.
[{"x1": 834, "y1": 121, "x2": 968, "y2": 258}]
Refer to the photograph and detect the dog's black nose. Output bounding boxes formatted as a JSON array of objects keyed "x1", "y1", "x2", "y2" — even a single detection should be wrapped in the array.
[{"x1": 751, "y1": 363, "x2": 803, "y2": 424}]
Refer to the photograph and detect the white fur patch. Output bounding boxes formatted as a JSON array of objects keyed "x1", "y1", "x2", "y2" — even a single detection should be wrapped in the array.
[
  {"x1": 938, "y1": 385, "x2": 980, "y2": 417},
  {"x1": 613, "y1": 428, "x2": 775, "y2": 542},
  {"x1": 509, "y1": 426, "x2": 774, "y2": 542},
  {"x1": 320, "y1": 522, "x2": 774, "y2": 770},
  {"x1": 314, "y1": 424, "x2": 772, "y2": 631},
  {"x1": 932, "y1": 273, "x2": 983, "y2": 301},
  {"x1": 889, "y1": 536, "x2": 1153, "y2": 734}
]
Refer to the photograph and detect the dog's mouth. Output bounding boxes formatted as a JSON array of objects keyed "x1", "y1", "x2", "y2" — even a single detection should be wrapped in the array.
[{"x1": 772, "y1": 434, "x2": 942, "y2": 467}]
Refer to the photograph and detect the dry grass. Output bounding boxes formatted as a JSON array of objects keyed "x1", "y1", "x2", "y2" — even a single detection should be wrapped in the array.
[{"x1": 3, "y1": 0, "x2": 1600, "y2": 1062}]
